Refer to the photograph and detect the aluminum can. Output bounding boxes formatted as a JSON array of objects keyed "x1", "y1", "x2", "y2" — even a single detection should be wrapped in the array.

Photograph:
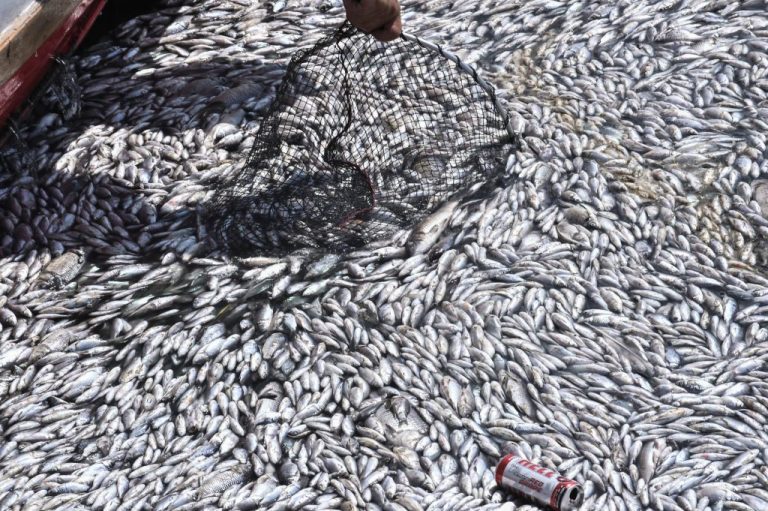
[{"x1": 496, "y1": 454, "x2": 583, "y2": 511}]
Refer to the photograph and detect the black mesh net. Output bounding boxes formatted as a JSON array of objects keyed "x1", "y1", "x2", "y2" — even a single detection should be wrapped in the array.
[{"x1": 205, "y1": 22, "x2": 516, "y2": 256}]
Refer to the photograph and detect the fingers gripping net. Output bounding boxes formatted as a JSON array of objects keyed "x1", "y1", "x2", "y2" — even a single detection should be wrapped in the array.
[{"x1": 206, "y1": 22, "x2": 516, "y2": 255}]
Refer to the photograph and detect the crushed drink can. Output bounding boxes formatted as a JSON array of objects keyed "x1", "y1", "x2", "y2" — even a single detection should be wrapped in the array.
[{"x1": 496, "y1": 454, "x2": 583, "y2": 511}]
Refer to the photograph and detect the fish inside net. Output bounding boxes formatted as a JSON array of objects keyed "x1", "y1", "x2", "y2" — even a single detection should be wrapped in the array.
[{"x1": 204, "y1": 21, "x2": 517, "y2": 256}]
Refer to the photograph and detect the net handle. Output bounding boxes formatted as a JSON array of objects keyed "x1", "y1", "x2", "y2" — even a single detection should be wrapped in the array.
[{"x1": 399, "y1": 30, "x2": 519, "y2": 145}]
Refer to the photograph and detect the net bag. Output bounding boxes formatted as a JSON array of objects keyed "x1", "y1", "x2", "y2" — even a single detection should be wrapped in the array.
[{"x1": 205, "y1": 22, "x2": 517, "y2": 256}]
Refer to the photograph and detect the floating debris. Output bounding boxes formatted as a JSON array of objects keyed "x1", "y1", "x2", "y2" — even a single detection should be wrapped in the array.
[{"x1": 496, "y1": 453, "x2": 583, "y2": 510}]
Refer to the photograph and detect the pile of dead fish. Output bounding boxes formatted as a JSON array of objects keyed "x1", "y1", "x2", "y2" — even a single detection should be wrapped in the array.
[{"x1": 1, "y1": 0, "x2": 768, "y2": 510}]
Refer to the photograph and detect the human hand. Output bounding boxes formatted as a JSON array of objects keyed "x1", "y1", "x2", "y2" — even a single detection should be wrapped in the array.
[{"x1": 343, "y1": 0, "x2": 402, "y2": 42}]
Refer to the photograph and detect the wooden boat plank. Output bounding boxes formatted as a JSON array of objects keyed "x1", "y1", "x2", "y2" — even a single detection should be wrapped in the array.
[{"x1": 0, "y1": 0, "x2": 83, "y2": 85}]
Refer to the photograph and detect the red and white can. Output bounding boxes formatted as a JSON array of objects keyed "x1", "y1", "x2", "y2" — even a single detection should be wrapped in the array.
[{"x1": 496, "y1": 454, "x2": 583, "y2": 511}]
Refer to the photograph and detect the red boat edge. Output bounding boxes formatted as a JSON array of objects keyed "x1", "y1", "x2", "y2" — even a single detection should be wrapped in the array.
[{"x1": 0, "y1": 0, "x2": 107, "y2": 130}]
